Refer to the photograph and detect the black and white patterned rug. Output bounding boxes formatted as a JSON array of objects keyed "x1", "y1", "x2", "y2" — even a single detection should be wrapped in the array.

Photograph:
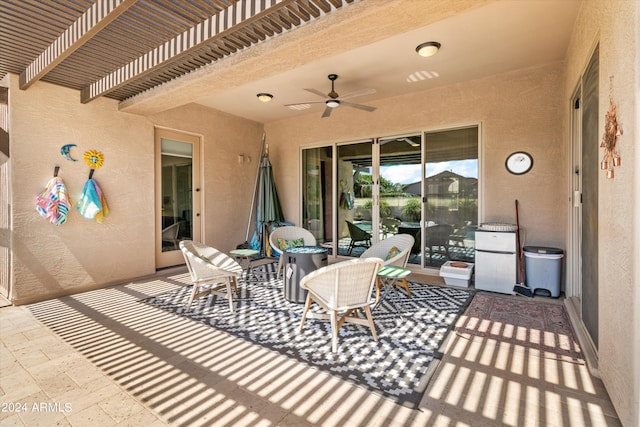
[{"x1": 141, "y1": 264, "x2": 474, "y2": 408}]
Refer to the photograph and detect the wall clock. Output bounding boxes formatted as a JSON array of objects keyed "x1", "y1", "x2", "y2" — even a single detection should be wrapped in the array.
[{"x1": 505, "y1": 151, "x2": 533, "y2": 175}]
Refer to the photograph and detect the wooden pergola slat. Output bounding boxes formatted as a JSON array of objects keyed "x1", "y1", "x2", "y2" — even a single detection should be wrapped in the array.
[
  {"x1": 5, "y1": 0, "x2": 357, "y2": 102},
  {"x1": 81, "y1": 0, "x2": 297, "y2": 103},
  {"x1": 19, "y1": 0, "x2": 138, "y2": 90}
]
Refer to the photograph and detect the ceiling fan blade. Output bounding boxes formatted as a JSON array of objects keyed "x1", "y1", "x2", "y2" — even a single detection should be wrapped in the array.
[
  {"x1": 321, "y1": 106, "x2": 333, "y2": 118},
  {"x1": 304, "y1": 88, "x2": 328, "y2": 98},
  {"x1": 341, "y1": 101, "x2": 376, "y2": 112},
  {"x1": 338, "y1": 88, "x2": 376, "y2": 100}
]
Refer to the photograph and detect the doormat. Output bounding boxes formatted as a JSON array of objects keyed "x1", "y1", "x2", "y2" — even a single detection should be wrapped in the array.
[
  {"x1": 140, "y1": 268, "x2": 473, "y2": 408},
  {"x1": 455, "y1": 292, "x2": 583, "y2": 362}
]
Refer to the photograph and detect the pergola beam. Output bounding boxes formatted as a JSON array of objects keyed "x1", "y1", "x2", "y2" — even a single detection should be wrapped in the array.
[
  {"x1": 81, "y1": 0, "x2": 297, "y2": 104},
  {"x1": 19, "y1": 0, "x2": 138, "y2": 90}
]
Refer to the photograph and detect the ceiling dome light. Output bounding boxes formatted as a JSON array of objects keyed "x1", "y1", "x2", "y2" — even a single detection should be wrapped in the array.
[
  {"x1": 415, "y1": 41, "x2": 441, "y2": 57},
  {"x1": 257, "y1": 93, "x2": 273, "y2": 102},
  {"x1": 326, "y1": 99, "x2": 340, "y2": 108}
]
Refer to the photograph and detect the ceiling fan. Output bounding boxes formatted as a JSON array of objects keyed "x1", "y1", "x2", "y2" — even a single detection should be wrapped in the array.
[{"x1": 286, "y1": 74, "x2": 376, "y2": 118}]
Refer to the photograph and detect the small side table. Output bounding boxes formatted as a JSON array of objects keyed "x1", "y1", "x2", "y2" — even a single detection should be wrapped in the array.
[
  {"x1": 283, "y1": 246, "x2": 328, "y2": 303},
  {"x1": 374, "y1": 265, "x2": 411, "y2": 317},
  {"x1": 229, "y1": 248, "x2": 260, "y2": 282}
]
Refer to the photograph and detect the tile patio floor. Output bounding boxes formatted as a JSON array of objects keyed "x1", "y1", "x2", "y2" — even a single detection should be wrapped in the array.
[{"x1": 0, "y1": 268, "x2": 621, "y2": 426}]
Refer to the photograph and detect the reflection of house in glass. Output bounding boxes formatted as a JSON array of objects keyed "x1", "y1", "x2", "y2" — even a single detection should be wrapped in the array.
[{"x1": 404, "y1": 170, "x2": 478, "y2": 225}]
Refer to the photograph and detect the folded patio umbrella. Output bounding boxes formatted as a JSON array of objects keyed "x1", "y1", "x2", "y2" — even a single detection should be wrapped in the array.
[
  {"x1": 35, "y1": 176, "x2": 71, "y2": 226},
  {"x1": 253, "y1": 145, "x2": 284, "y2": 255},
  {"x1": 77, "y1": 178, "x2": 109, "y2": 223}
]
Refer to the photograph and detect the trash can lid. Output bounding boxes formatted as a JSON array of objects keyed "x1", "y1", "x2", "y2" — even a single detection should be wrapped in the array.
[{"x1": 523, "y1": 246, "x2": 564, "y2": 254}]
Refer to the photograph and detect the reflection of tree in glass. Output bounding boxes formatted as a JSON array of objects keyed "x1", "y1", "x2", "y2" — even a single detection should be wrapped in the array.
[
  {"x1": 354, "y1": 174, "x2": 372, "y2": 197},
  {"x1": 363, "y1": 199, "x2": 391, "y2": 218},
  {"x1": 402, "y1": 197, "x2": 422, "y2": 222},
  {"x1": 355, "y1": 173, "x2": 405, "y2": 197},
  {"x1": 455, "y1": 199, "x2": 478, "y2": 225}
]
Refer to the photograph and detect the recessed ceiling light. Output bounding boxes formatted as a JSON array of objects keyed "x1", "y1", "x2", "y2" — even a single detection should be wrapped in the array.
[
  {"x1": 416, "y1": 41, "x2": 441, "y2": 57},
  {"x1": 257, "y1": 93, "x2": 273, "y2": 102}
]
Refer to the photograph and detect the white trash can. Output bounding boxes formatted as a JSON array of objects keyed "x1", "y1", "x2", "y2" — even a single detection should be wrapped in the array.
[{"x1": 523, "y1": 246, "x2": 564, "y2": 298}]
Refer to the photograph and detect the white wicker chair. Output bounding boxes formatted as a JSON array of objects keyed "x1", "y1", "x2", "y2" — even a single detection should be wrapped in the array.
[
  {"x1": 299, "y1": 257, "x2": 384, "y2": 353},
  {"x1": 269, "y1": 225, "x2": 317, "y2": 276},
  {"x1": 360, "y1": 234, "x2": 414, "y2": 301},
  {"x1": 179, "y1": 240, "x2": 243, "y2": 312}
]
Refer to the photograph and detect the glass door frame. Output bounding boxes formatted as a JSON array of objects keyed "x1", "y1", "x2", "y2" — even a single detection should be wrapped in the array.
[{"x1": 155, "y1": 128, "x2": 202, "y2": 269}]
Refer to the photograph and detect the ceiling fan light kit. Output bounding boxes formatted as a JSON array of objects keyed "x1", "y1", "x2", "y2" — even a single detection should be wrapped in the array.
[
  {"x1": 416, "y1": 41, "x2": 441, "y2": 57},
  {"x1": 256, "y1": 93, "x2": 273, "y2": 102},
  {"x1": 285, "y1": 74, "x2": 376, "y2": 118}
]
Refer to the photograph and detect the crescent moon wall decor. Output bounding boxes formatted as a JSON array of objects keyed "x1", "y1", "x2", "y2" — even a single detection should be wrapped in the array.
[{"x1": 60, "y1": 144, "x2": 78, "y2": 162}]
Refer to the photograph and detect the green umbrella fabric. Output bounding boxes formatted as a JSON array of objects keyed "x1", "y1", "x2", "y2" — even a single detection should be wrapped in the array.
[{"x1": 255, "y1": 153, "x2": 284, "y2": 254}]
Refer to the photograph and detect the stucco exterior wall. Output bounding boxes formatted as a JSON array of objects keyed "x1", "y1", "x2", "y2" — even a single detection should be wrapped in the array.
[
  {"x1": 6, "y1": 77, "x2": 263, "y2": 305},
  {"x1": 7, "y1": 75, "x2": 154, "y2": 304},
  {"x1": 564, "y1": 1, "x2": 639, "y2": 425},
  {"x1": 265, "y1": 61, "x2": 567, "y2": 251}
]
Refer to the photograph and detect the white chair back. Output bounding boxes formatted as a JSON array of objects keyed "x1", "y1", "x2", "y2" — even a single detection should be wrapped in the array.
[
  {"x1": 269, "y1": 226, "x2": 317, "y2": 257},
  {"x1": 300, "y1": 257, "x2": 384, "y2": 310},
  {"x1": 360, "y1": 234, "x2": 414, "y2": 268},
  {"x1": 180, "y1": 240, "x2": 242, "y2": 282}
]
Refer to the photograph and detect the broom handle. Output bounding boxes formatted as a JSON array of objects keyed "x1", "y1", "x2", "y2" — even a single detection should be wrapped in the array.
[{"x1": 515, "y1": 199, "x2": 525, "y2": 284}]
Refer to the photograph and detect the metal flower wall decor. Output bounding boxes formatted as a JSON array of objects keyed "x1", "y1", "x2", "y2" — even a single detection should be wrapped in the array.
[{"x1": 600, "y1": 96, "x2": 623, "y2": 179}]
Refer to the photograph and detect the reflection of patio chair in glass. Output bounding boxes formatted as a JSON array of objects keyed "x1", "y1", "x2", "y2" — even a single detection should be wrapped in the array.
[
  {"x1": 424, "y1": 224, "x2": 454, "y2": 265},
  {"x1": 447, "y1": 225, "x2": 477, "y2": 261},
  {"x1": 162, "y1": 221, "x2": 184, "y2": 250},
  {"x1": 345, "y1": 220, "x2": 372, "y2": 255},
  {"x1": 381, "y1": 217, "x2": 400, "y2": 237}
]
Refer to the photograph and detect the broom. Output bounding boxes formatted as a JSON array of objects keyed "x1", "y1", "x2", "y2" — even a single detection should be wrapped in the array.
[{"x1": 513, "y1": 199, "x2": 533, "y2": 297}]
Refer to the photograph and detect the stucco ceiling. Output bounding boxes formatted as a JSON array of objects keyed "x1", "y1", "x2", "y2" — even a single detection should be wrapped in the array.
[
  {"x1": 191, "y1": 0, "x2": 582, "y2": 123},
  {"x1": 1, "y1": 0, "x2": 581, "y2": 123}
]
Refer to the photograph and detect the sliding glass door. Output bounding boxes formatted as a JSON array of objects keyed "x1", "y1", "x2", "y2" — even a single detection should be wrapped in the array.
[
  {"x1": 300, "y1": 125, "x2": 479, "y2": 271},
  {"x1": 337, "y1": 140, "x2": 374, "y2": 257},
  {"x1": 302, "y1": 147, "x2": 333, "y2": 245},
  {"x1": 379, "y1": 134, "x2": 422, "y2": 261},
  {"x1": 422, "y1": 127, "x2": 478, "y2": 267}
]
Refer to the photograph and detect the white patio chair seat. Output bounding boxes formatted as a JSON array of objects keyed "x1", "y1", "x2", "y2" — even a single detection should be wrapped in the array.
[
  {"x1": 179, "y1": 240, "x2": 243, "y2": 312},
  {"x1": 269, "y1": 225, "x2": 317, "y2": 276},
  {"x1": 360, "y1": 234, "x2": 414, "y2": 301},
  {"x1": 299, "y1": 257, "x2": 384, "y2": 353}
]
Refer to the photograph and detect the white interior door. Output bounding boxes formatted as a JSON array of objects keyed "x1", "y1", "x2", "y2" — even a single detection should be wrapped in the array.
[{"x1": 155, "y1": 128, "x2": 201, "y2": 269}]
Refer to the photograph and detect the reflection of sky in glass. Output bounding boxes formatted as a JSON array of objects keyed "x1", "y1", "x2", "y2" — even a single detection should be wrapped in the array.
[{"x1": 381, "y1": 160, "x2": 478, "y2": 184}]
